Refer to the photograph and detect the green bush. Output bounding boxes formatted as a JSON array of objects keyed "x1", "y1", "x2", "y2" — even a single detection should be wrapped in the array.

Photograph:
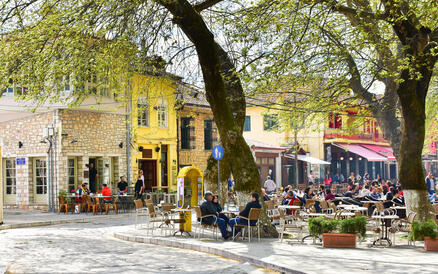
[
  {"x1": 308, "y1": 217, "x2": 339, "y2": 238},
  {"x1": 58, "y1": 189, "x2": 68, "y2": 198},
  {"x1": 339, "y1": 217, "x2": 367, "y2": 238},
  {"x1": 409, "y1": 220, "x2": 438, "y2": 241}
]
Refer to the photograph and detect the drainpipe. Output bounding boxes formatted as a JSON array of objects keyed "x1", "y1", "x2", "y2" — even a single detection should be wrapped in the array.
[{"x1": 126, "y1": 91, "x2": 132, "y2": 184}]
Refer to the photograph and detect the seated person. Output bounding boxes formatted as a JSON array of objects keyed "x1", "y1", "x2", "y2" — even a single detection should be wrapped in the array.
[
  {"x1": 199, "y1": 192, "x2": 231, "y2": 240},
  {"x1": 76, "y1": 183, "x2": 90, "y2": 203},
  {"x1": 212, "y1": 195, "x2": 229, "y2": 225},
  {"x1": 117, "y1": 176, "x2": 128, "y2": 195},
  {"x1": 382, "y1": 185, "x2": 393, "y2": 201},
  {"x1": 229, "y1": 192, "x2": 262, "y2": 240},
  {"x1": 101, "y1": 184, "x2": 112, "y2": 203},
  {"x1": 303, "y1": 187, "x2": 316, "y2": 200},
  {"x1": 359, "y1": 184, "x2": 371, "y2": 197},
  {"x1": 369, "y1": 187, "x2": 381, "y2": 200},
  {"x1": 261, "y1": 188, "x2": 271, "y2": 201},
  {"x1": 392, "y1": 188, "x2": 404, "y2": 205},
  {"x1": 317, "y1": 185, "x2": 325, "y2": 199},
  {"x1": 282, "y1": 190, "x2": 300, "y2": 214},
  {"x1": 324, "y1": 189, "x2": 336, "y2": 201}
]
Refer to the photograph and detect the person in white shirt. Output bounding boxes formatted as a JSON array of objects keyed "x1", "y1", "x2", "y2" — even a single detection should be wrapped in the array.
[
  {"x1": 308, "y1": 171, "x2": 315, "y2": 186},
  {"x1": 359, "y1": 184, "x2": 371, "y2": 197},
  {"x1": 264, "y1": 176, "x2": 277, "y2": 194}
]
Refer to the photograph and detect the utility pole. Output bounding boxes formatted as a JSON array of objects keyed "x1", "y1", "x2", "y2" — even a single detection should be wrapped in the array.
[{"x1": 294, "y1": 95, "x2": 299, "y2": 189}]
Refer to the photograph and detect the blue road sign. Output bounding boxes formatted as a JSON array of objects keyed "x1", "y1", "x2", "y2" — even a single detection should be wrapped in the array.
[
  {"x1": 212, "y1": 145, "x2": 224, "y2": 160},
  {"x1": 16, "y1": 158, "x2": 26, "y2": 165}
]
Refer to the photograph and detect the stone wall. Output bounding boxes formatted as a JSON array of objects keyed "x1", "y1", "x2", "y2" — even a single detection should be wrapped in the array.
[{"x1": 178, "y1": 107, "x2": 216, "y2": 173}]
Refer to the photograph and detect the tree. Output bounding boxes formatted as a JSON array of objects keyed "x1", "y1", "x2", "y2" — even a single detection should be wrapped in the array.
[
  {"x1": 230, "y1": 0, "x2": 437, "y2": 220},
  {"x1": 0, "y1": 0, "x2": 277, "y2": 236}
]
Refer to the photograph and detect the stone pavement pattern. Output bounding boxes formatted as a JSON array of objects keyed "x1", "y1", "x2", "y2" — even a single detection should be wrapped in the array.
[
  {"x1": 2, "y1": 209, "x2": 438, "y2": 273},
  {"x1": 0, "y1": 215, "x2": 272, "y2": 274}
]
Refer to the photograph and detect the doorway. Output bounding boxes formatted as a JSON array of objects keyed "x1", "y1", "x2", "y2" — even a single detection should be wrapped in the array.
[{"x1": 140, "y1": 160, "x2": 157, "y2": 191}]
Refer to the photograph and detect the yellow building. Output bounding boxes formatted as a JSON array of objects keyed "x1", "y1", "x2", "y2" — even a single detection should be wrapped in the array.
[{"x1": 130, "y1": 73, "x2": 179, "y2": 192}]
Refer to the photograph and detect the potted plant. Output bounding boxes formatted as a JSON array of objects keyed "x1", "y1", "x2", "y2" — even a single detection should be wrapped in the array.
[
  {"x1": 58, "y1": 189, "x2": 68, "y2": 200},
  {"x1": 308, "y1": 217, "x2": 339, "y2": 239},
  {"x1": 409, "y1": 219, "x2": 438, "y2": 251}
]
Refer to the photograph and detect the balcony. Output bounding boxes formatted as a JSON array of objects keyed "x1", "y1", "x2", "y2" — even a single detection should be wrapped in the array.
[{"x1": 323, "y1": 128, "x2": 386, "y2": 143}]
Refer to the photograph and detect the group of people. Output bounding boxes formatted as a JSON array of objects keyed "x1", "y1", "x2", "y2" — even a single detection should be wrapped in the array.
[
  {"x1": 199, "y1": 191, "x2": 261, "y2": 240},
  {"x1": 76, "y1": 182, "x2": 113, "y2": 203}
]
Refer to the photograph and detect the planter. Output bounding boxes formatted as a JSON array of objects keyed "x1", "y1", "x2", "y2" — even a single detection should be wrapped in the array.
[
  {"x1": 322, "y1": 233, "x2": 356, "y2": 248},
  {"x1": 424, "y1": 237, "x2": 438, "y2": 251}
]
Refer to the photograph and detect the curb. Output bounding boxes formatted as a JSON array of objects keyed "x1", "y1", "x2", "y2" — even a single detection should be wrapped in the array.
[
  {"x1": 0, "y1": 213, "x2": 135, "y2": 231},
  {"x1": 114, "y1": 232, "x2": 302, "y2": 274}
]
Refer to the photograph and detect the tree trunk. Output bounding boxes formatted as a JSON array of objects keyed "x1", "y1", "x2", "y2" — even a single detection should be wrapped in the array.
[{"x1": 159, "y1": 0, "x2": 277, "y2": 237}]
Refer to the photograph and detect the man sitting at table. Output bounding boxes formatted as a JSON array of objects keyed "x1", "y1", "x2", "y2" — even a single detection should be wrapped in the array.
[
  {"x1": 117, "y1": 176, "x2": 128, "y2": 195},
  {"x1": 199, "y1": 192, "x2": 232, "y2": 240},
  {"x1": 369, "y1": 187, "x2": 381, "y2": 200},
  {"x1": 76, "y1": 183, "x2": 90, "y2": 203},
  {"x1": 230, "y1": 192, "x2": 262, "y2": 240},
  {"x1": 101, "y1": 184, "x2": 112, "y2": 203},
  {"x1": 282, "y1": 190, "x2": 300, "y2": 214}
]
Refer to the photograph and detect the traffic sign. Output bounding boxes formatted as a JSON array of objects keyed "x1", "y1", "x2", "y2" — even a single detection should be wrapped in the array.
[{"x1": 212, "y1": 145, "x2": 224, "y2": 160}]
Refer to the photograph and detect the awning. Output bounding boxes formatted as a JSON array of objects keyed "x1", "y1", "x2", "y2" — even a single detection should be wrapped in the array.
[
  {"x1": 360, "y1": 144, "x2": 396, "y2": 161},
  {"x1": 333, "y1": 143, "x2": 388, "y2": 161},
  {"x1": 285, "y1": 154, "x2": 331, "y2": 165}
]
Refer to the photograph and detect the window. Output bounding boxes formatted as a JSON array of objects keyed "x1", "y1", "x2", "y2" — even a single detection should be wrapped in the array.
[
  {"x1": 181, "y1": 117, "x2": 195, "y2": 149},
  {"x1": 158, "y1": 98, "x2": 168, "y2": 128},
  {"x1": 68, "y1": 158, "x2": 77, "y2": 193},
  {"x1": 243, "y1": 116, "x2": 251, "y2": 131},
  {"x1": 137, "y1": 97, "x2": 149, "y2": 127},
  {"x1": 34, "y1": 158, "x2": 48, "y2": 203},
  {"x1": 204, "y1": 119, "x2": 218, "y2": 150},
  {"x1": 1, "y1": 88, "x2": 14, "y2": 97},
  {"x1": 4, "y1": 159, "x2": 16, "y2": 195},
  {"x1": 264, "y1": 114, "x2": 278, "y2": 131},
  {"x1": 328, "y1": 113, "x2": 342, "y2": 129}
]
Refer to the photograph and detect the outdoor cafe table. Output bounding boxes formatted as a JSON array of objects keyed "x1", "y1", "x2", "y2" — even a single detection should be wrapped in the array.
[
  {"x1": 222, "y1": 209, "x2": 240, "y2": 218},
  {"x1": 372, "y1": 215, "x2": 399, "y2": 247},
  {"x1": 171, "y1": 208, "x2": 192, "y2": 236},
  {"x1": 278, "y1": 205, "x2": 301, "y2": 210},
  {"x1": 337, "y1": 204, "x2": 368, "y2": 213}
]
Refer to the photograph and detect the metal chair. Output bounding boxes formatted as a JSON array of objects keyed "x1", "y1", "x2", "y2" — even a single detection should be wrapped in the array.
[
  {"x1": 278, "y1": 208, "x2": 303, "y2": 242},
  {"x1": 232, "y1": 208, "x2": 262, "y2": 242},
  {"x1": 193, "y1": 206, "x2": 218, "y2": 239}
]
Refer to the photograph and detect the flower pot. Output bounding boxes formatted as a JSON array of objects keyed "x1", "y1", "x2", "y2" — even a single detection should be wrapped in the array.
[
  {"x1": 322, "y1": 233, "x2": 356, "y2": 248},
  {"x1": 424, "y1": 237, "x2": 438, "y2": 251}
]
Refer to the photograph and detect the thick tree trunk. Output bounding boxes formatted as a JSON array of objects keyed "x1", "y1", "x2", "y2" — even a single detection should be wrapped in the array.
[{"x1": 160, "y1": 0, "x2": 277, "y2": 237}]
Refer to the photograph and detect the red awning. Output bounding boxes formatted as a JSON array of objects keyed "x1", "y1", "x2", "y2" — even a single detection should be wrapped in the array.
[
  {"x1": 333, "y1": 143, "x2": 388, "y2": 162},
  {"x1": 360, "y1": 144, "x2": 396, "y2": 161}
]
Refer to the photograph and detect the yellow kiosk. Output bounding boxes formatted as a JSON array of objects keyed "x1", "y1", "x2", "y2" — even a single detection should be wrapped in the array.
[{"x1": 176, "y1": 166, "x2": 203, "y2": 234}]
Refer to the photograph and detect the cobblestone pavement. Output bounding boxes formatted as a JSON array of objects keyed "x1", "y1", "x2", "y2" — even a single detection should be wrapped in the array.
[{"x1": 0, "y1": 217, "x2": 275, "y2": 274}]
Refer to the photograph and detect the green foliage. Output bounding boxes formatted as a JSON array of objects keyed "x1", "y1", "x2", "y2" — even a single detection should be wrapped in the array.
[
  {"x1": 308, "y1": 217, "x2": 339, "y2": 238},
  {"x1": 58, "y1": 189, "x2": 68, "y2": 198},
  {"x1": 409, "y1": 220, "x2": 438, "y2": 241},
  {"x1": 339, "y1": 217, "x2": 367, "y2": 238}
]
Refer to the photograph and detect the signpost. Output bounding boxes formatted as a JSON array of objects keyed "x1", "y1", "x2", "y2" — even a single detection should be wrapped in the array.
[{"x1": 212, "y1": 145, "x2": 224, "y2": 201}]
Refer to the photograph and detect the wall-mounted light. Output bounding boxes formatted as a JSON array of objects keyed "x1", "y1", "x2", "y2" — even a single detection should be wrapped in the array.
[
  {"x1": 105, "y1": 164, "x2": 109, "y2": 168},
  {"x1": 139, "y1": 146, "x2": 144, "y2": 152},
  {"x1": 119, "y1": 142, "x2": 123, "y2": 148},
  {"x1": 340, "y1": 157, "x2": 344, "y2": 160},
  {"x1": 155, "y1": 146, "x2": 160, "y2": 152},
  {"x1": 349, "y1": 157, "x2": 353, "y2": 161},
  {"x1": 85, "y1": 164, "x2": 90, "y2": 168},
  {"x1": 358, "y1": 157, "x2": 362, "y2": 161},
  {"x1": 173, "y1": 159, "x2": 177, "y2": 163},
  {"x1": 18, "y1": 141, "x2": 23, "y2": 148},
  {"x1": 153, "y1": 106, "x2": 158, "y2": 110}
]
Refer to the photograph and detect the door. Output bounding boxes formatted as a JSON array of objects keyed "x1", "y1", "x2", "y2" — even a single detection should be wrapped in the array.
[
  {"x1": 67, "y1": 158, "x2": 78, "y2": 193},
  {"x1": 96, "y1": 158, "x2": 112, "y2": 191},
  {"x1": 141, "y1": 160, "x2": 157, "y2": 191},
  {"x1": 161, "y1": 145, "x2": 168, "y2": 188},
  {"x1": 3, "y1": 158, "x2": 17, "y2": 204},
  {"x1": 33, "y1": 158, "x2": 47, "y2": 204}
]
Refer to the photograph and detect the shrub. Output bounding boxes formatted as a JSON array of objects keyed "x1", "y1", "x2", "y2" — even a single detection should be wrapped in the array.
[
  {"x1": 339, "y1": 217, "x2": 367, "y2": 238},
  {"x1": 409, "y1": 220, "x2": 438, "y2": 241},
  {"x1": 308, "y1": 217, "x2": 339, "y2": 238}
]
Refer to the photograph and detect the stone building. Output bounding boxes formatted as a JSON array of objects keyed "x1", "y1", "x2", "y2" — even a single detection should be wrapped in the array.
[{"x1": 0, "y1": 107, "x2": 128, "y2": 210}]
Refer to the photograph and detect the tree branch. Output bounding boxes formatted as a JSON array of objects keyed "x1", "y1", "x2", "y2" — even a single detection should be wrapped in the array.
[{"x1": 193, "y1": 0, "x2": 224, "y2": 12}]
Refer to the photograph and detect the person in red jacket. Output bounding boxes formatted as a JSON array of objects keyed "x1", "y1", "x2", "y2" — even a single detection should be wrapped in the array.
[{"x1": 101, "y1": 184, "x2": 112, "y2": 202}]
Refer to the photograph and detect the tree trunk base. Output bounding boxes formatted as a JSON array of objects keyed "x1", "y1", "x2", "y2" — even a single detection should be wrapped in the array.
[{"x1": 404, "y1": 189, "x2": 434, "y2": 221}]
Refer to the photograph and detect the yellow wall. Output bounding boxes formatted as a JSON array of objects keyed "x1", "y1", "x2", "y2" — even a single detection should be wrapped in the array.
[{"x1": 131, "y1": 73, "x2": 178, "y2": 191}]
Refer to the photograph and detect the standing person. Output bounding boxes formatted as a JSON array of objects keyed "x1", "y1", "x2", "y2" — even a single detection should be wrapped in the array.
[
  {"x1": 264, "y1": 176, "x2": 276, "y2": 194},
  {"x1": 134, "y1": 174, "x2": 143, "y2": 200},
  {"x1": 425, "y1": 172, "x2": 435, "y2": 195},
  {"x1": 339, "y1": 173, "x2": 345, "y2": 184},
  {"x1": 229, "y1": 192, "x2": 262, "y2": 240},
  {"x1": 199, "y1": 192, "x2": 231, "y2": 240},
  {"x1": 139, "y1": 170, "x2": 145, "y2": 190},
  {"x1": 308, "y1": 171, "x2": 315, "y2": 186},
  {"x1": 324, "y1": 173, "x2": 332, "y2": 189},
  {"x1": 89, "y1": 163, "x2": 98, "y2": 193},
  {"x1": 117, "y1": 176, "x2": 128, "y2": 195}
]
